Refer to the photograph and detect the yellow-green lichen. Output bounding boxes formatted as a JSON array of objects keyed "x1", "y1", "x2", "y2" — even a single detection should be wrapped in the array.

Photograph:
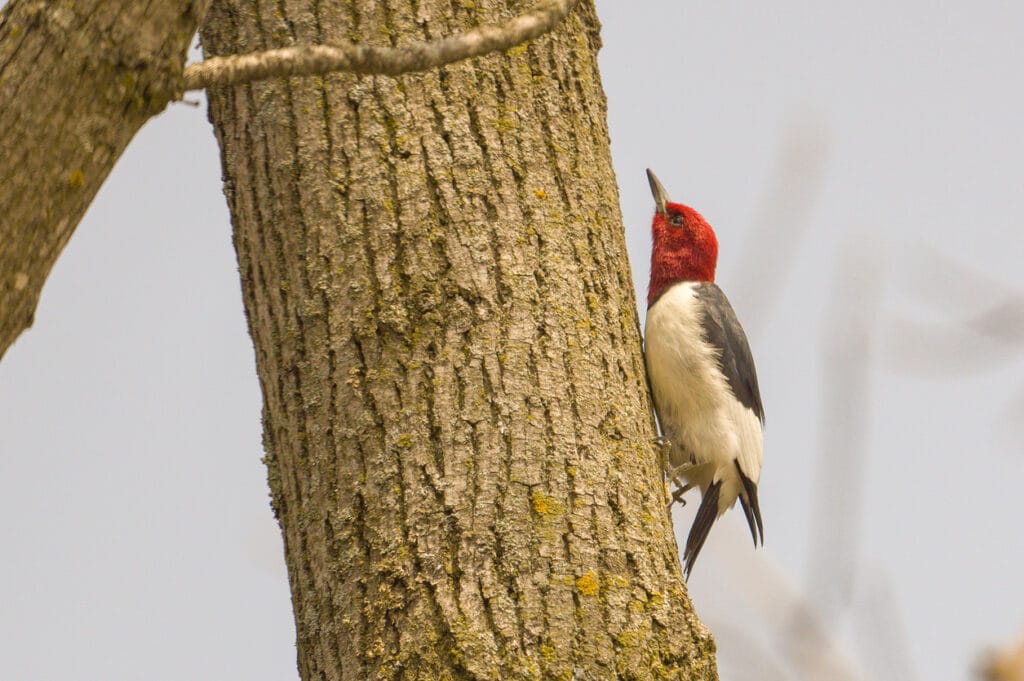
[
  {"x1": 615, "y1": 628, "x2": 644, "y2": 651},
  {"x1": 575, "y1": 571, "x2": 599, "y2": 597},
  {"x1": 530, "y1": 491, "x2": 563, "y2": 516},
  {"x1": 495, "y1": 115, "x2": 517, "y2": 133},
  {"x1": 606, "y1": 574, "x2": 630, "y2": 590}
]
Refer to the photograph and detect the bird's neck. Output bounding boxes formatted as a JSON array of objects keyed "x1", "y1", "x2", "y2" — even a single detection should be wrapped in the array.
[{"x1": 648, "y1": 249, "x2": 717, "y2": 307}]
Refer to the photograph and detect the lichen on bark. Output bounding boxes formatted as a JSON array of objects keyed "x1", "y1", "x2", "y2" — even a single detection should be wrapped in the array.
[{"x1": 202, "y1": 1, "x2": 717, "y2": 678}]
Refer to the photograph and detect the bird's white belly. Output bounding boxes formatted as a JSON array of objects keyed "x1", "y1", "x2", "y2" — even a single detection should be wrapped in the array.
[{"x1": 644, "y1": 283, "x2": 762, "y2": 501}]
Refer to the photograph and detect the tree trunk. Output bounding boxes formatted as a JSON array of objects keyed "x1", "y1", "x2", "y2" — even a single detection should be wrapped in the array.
[
  {"x1": 0, "y1": 0, "x2": 207, "y2": 359},
  {"x1": 201, "y1": 1, "x2": 716, "y2": 678}
]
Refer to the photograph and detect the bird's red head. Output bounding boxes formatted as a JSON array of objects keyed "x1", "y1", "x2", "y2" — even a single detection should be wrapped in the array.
[{"x1": 646, "y1": 169, "x2": 718, "y2": 307}]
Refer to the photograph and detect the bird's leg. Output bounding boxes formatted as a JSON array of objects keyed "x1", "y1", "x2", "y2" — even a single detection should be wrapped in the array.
[
  {"x1": 652, "y1": 435, "x2": 675, "y2": 478},
  {"x1": 667, "y1": 477, "x2": 693, "y2": 509},
  {"x1": 652, "y1": 435, "x2": 674, "y2": 458},
  {"x1": 656, "y1": 437, "x2": 689, "y2": 509}
]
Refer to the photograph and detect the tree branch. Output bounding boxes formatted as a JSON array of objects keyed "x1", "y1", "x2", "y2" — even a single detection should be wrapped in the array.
[
  {"x1": 184, "y1": 0, "x2": 577, "y2": 91},
  {"x1": 0, "y1": 0, "x2": 207, "y2": 362}
]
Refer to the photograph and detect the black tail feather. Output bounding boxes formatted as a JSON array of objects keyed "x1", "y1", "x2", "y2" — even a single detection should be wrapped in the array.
[
  {"x1": 734, "y1": 459, "x2": 764, "y2": 546},
  {"x1": 683, "y1": 480, "x2": 722, "y2": 579},
  {"x1": 738, "y1": 495, "x2": 758, "y2": 545}
]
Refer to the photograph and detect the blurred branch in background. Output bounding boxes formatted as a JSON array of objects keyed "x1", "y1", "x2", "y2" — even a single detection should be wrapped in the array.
[
  {"x1": 805, "y1": 237, "x2": 885, "y2": 628},
  {"x1": 710, "y1": 109, "x2": 1021, "y2": 681},
  {"x1": 885, "y1": 248, "x2": 1024, "y2": 375},
  {"x1": 709, "y1": 622, "x2": 790, "y2": 681},
  {"x1": 979, "y1": 635, "x2": 1024, "y2": 681},
  {"x1": 851, "y1": 571, "x2": 918, "y2": 681},
  {"x1": 884, "y1": 246, "x2": 1024, "y2": 459},
  {"x1": 747, "y1": 241, "x2": 909, "y2": 681},
  {"x1": 876, "y1": 247, "x2": 1024, "y2": 680},
  {"x1": 705, "y1": 522, "x2": 869, "y2": 681},
  {"x1": 729, "y1": 110, "x2": 831, "y2": 335},
  {"x1": 999, "y1": 391, "x2": 1024, "y2": 447},
  {"x1": 706, "y1": 123, "x2": 903, "y2": 681}
]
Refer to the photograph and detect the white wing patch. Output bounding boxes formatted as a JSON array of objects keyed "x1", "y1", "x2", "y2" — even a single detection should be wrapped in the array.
[{"x1": 645, "y1": 282, "x2": 763, "y2": 515}]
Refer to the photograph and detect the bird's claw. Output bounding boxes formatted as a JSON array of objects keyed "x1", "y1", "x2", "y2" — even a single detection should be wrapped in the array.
[
  {"x1": 665, "y1": 477, "x2": 693, "y2": 511},
  {"x1": 671, "y1": 487, "x2": 688, "y2": 507},
  {"x1": 652, "y1": 435, "x2": 674, "y2": 457}
]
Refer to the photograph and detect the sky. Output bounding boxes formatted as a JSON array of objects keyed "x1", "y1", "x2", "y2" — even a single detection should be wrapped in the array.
[{"x1": 2, "y1": 1, "x2": 1022, "y2": 679}]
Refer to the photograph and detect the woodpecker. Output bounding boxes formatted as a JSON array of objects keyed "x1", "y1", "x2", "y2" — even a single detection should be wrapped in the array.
[{"x1": 643, "y1": 169, "x2": 765, "y2": 578}]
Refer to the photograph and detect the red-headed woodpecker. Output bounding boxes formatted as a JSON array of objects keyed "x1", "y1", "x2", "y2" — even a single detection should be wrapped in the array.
[{"x1": 643, "y1": 169, "x2": 765, "y2": 578}]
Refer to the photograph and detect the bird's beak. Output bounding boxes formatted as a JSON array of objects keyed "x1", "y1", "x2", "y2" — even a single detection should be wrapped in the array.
[{"x1": 646, "y1": 168, "x2": 670, "y2": 215}]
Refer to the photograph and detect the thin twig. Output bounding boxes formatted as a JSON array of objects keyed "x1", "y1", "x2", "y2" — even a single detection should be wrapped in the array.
[{"x1": 183, "y1": 0, "x2": 577, "y2": 91}]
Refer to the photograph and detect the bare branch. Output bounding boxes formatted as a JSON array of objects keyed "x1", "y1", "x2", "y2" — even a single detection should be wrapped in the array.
[
  {"x1": 184, "y1": 0, "x2": 577, "y2": 91},
  {"x1": 0, "y1": 0, "x2": 206, "y2": 361}
]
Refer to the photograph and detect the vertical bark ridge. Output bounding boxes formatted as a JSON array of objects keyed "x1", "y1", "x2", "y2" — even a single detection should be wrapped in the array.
[{"x1": 203, "y1": 0, "x2": 718, "y2": 678}]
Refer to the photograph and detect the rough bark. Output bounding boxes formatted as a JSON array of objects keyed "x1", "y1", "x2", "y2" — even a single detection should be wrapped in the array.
[
  {"x1": 202, "y1": 1, "x2": 716, "y2": 679},
  {"x1": 0, "y1": 0, "x2": 208, "y2": 360}
]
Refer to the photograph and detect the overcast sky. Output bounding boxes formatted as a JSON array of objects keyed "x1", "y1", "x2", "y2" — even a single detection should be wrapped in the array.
[{"x1": 2, "y1": 1, "x2": 1022, "y2": 680}]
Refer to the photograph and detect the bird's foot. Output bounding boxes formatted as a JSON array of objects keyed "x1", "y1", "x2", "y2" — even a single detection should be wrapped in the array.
[
  {"x1": 651, "y1": 435, "x2": 674, "y2": 458},
  {"x1": 666, "y1": 477, "x2": 693, "y2": 510},
  {"x1": 671, "y1": 486, "x2": 688, "y2": 507}
]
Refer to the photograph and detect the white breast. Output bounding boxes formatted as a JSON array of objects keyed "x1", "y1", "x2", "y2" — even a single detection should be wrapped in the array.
[{"x1": 645, "y1": 282, "x2": 763, "y2": 512}]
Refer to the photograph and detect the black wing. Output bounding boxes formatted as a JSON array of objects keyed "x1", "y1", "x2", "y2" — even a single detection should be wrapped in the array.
[{"x1": 694, "y1": 282, "x2": 765, "y2": 423}]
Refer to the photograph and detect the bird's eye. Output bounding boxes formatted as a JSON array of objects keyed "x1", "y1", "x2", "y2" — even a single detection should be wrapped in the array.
[{"x1": 669, "y1": 214, "x2": 684, "y2": 227}]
